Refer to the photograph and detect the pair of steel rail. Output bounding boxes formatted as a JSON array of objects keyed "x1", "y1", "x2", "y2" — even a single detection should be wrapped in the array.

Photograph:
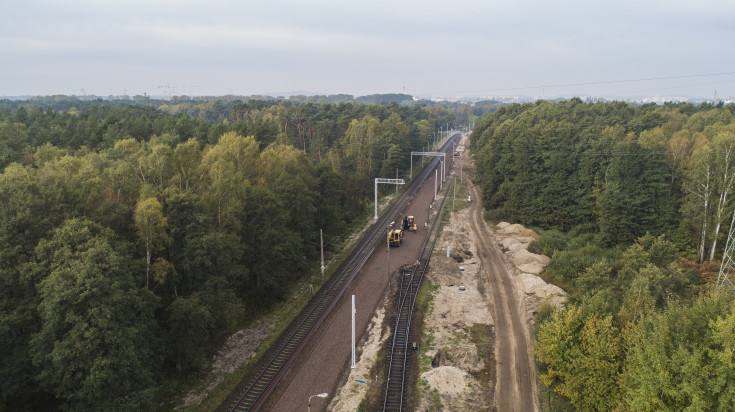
[{"x1": 381, "y1": 154, "x2": 452, "y2": 411}]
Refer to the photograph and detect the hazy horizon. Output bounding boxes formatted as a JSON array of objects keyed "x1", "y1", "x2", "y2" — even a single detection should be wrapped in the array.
[{"x1": 2, "y1": 0, "x2": 734, "y2": 100}]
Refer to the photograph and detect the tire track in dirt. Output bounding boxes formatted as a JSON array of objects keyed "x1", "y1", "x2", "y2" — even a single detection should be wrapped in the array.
[{"x1": 466, "y1": 177, "x2": 538, "y2": 411}]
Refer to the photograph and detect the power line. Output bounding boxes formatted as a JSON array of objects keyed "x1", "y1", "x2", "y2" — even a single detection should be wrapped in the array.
[
  {"x1": 627, "y1": 78, "x2": 735, "y2": 97},
  {"x1": 415, "y1": 71, "x2": 735, "y2": 96}
]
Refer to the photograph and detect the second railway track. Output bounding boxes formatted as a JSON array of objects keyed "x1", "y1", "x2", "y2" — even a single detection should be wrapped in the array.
[{"x1": 382, "y1": 158, "x2": 452, "y2": 411}]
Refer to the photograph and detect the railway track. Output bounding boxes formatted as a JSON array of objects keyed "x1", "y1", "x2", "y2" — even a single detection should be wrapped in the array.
[
  {"x1": 382, "y1": 163, "x2": 452, "y2": 411},
  {"x1": 220, "y1": 134, "x2": 460, "y2": 412}
]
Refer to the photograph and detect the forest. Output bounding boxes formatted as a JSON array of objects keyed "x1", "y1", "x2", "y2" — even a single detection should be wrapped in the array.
[
  {"x1": 470, "y1": 99, "x2": 735, "y2": 410},
  {"x1": 0, "y1": 96, "x2": 479, "y2": 410}
]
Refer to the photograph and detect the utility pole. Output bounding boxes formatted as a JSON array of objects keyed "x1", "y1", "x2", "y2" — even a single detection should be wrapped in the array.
[
  {"x1": 320, "y1": 228, "x2": 325, "y2": 281},
  {"x1": 387, "y1": 231, "x2": 391, "y2": 287},
  {"x1": 351, "y1": 295, "x2": 356, "y2": 368},
  {"x1": 396, "y1": 168, "x2": 398, "y2": 197},
  {"x1": 440, "y1": 158, "x2": 444, "y2": 189}
]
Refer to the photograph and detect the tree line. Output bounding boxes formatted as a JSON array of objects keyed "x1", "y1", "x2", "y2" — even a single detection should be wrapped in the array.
[
  {"x1": 471, "y1": 98, "x2": 735, "y2": 260},
  {"x1": 470, "y1": 98, "x2": 735, "y2": 410},
  {"x1": 0, "y1": 97, "x2": 484, "y2": 410}
]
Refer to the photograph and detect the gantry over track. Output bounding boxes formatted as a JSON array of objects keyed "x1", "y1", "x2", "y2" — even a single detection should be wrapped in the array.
[{"x1": 220, "y1": 134, "x2": 460, "y2": 412}]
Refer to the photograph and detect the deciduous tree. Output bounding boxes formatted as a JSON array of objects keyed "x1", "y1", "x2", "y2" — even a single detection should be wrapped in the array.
[
  {"x1": 134, "y1": 196, "x2": 170, "y2": 288},
  {"x1": 30, "y1": 218, "x2": 158, "y2": 410}
]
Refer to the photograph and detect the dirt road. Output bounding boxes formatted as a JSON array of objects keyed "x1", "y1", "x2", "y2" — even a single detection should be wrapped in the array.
[{"x1": 466, "y1": 172, "x2": 539, "y2": 411}]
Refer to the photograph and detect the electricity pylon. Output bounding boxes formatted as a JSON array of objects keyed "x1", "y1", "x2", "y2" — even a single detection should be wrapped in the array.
[{"x1": 717, "y1": 208, "x2": 735, "y2": 292}]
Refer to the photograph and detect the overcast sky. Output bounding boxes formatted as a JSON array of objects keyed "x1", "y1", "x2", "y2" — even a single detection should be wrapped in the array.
[{"x1": 2, "y1": 0, "x2": 734, "y2": 99}]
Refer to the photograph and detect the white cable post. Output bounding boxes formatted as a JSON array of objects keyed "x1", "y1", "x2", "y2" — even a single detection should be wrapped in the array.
[
  {"x1": 434, "y1": 169, "x2": 437, "y2": 200},
  {"x1": 351, "y1": 294, "x2": 356, "y2": 368}
]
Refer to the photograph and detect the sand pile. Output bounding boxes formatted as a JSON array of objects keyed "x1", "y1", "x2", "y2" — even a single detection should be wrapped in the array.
[
  {"x1": 518, "y1": 273, "x2": 567, "y2": 319},
  {"x1": 493, "y1": 222, "x2": 550, "y2": 275},
  {"x1": 422, "y1": 366, "x2": 474, "y2": 396},
  {"x1": 431, "y1": 284, "x2": 493, "y2": 333},
  {"x1": 491, "y1": 222, "x2": 566, "y2": 326}
]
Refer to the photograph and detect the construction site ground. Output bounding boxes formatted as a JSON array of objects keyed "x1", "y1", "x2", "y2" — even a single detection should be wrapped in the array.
[{"x1": 330, "y1": 145, "x2": 567, "y2": 411}]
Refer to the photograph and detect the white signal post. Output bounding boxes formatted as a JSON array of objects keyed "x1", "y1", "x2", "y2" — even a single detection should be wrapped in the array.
[
  {"x1": 351, "y1": 295, "x2": 356, "y2": 368},
  {"x1": 374, "y1": 178, "x2": 405, "y2": 220}
]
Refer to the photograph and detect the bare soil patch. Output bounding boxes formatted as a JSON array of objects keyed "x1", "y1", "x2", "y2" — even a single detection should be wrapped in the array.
[
  {"x1": 181, "y1": 318, "x2": 276, "y2": 408},
  {"x1": 415, "y1": 206, "x2": 495, "y2": 411}
]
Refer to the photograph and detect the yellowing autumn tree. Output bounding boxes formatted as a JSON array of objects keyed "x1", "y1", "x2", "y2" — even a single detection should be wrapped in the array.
[{"x1": 134, "y1": 196, "x2": 170, "y2": 288}]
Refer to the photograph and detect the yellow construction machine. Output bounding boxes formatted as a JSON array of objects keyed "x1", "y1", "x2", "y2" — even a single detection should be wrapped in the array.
[
  {"x1": 403, "y1": 216, "x2": 417, "y2": 232},
  {"x1": 388, "y1": 229, "x2": 404, "y2": 246}
]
